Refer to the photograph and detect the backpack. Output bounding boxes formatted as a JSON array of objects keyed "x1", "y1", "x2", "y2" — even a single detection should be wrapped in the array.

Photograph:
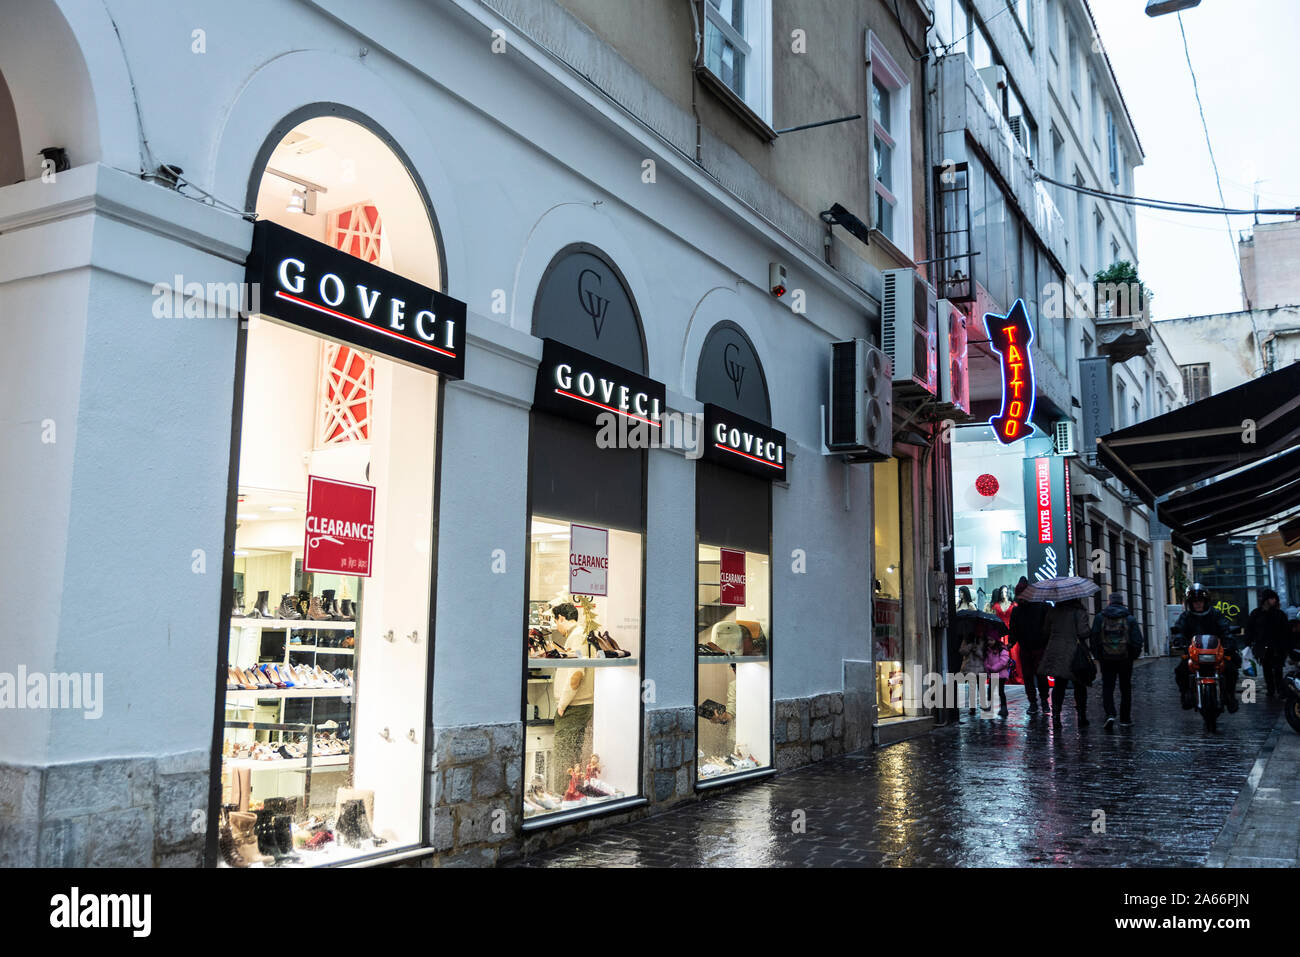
[{"x1": 1100, "y1": 614, "x2": 1130, "y2": 660}]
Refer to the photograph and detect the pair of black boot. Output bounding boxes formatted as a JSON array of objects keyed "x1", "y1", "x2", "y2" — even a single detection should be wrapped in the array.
[
  {"x1": 255, "y1": 798, "x2": 297, "y2": 861},
  {"x1": 336, "y1": 799, "x2": 384, "y2": 848}
]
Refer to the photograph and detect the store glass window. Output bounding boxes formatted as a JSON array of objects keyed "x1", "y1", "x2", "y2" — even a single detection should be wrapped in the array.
[
  {"x1": 693, "y1": 324, "x2": 778, "y2": 784},
  {"x1": 696, "y1": 462, "x2": 773, "y2": 781},
  {"x1": 873, "y1": 459, "x2": 906, "y2": 719},
  {"x1": 524, "y1": 251, "x2": 650, "y2": 821},
  {"x1": 524, "y1": 506, "x2": 642, "y2": 817},
  {"x1": 219, "y1": 116, "x2": 450, "y2": 866}
]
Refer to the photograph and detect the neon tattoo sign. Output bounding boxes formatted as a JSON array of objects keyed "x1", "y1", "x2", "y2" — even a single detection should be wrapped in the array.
[{"x1": 984, "y1": 299, "x2": 1035, "y2": 444}]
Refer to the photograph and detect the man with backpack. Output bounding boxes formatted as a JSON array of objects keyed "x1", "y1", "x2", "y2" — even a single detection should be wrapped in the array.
[{"x1": 1090, "y1": 592, "x2": 1145, "y2": 731}]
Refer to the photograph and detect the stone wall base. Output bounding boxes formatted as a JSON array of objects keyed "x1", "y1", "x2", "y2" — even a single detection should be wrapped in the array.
[{"x1": 0, "y1": 750, "x2": 209, "y2": 867}]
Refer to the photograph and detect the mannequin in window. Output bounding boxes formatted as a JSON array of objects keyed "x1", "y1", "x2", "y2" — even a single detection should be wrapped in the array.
[
  {"x1": 551, "y1": 602, "x2": 593, "y2": 795},
  {"x1": 956, "y1": 586, "x2": 976, "y2": 612}
]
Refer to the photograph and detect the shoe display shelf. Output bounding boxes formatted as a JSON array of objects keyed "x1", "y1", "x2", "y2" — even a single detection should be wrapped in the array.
[
  {"x1": 697, "y1": 654, "x2": 770, "y2": 664},
  {"x1": 221, "y1": 720, "x2": 348, "y2": 812},
  {"x1": 524, "y1": 656, "x2": 639, "y2": 668}
]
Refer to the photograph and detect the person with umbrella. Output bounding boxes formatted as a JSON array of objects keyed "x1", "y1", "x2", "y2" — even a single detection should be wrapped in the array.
[
  {"x1": 1023, "y1": 576, "x2": 1099, "y2": 730},
  {"x1": 1009, "y1": 577, "x2": 1051, "y2": 715},
  {"x1": 953, "y1": 609, "x2": 1008, "y2": 715}
]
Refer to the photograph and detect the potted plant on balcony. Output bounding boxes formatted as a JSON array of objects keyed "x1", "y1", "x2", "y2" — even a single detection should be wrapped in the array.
[{"x1": 1093, "y1": 260, "x2": 1150, "y2": 321}]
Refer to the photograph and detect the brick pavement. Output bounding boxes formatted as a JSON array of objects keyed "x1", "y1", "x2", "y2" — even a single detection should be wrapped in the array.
[{"x1": 512, "y1": 659, "x2": 1287, "y2": 867}]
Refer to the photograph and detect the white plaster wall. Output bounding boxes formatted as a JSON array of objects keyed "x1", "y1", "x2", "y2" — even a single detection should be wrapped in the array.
[{"x1": 1, "y1": 0, "x2": 884, "y2": 770}]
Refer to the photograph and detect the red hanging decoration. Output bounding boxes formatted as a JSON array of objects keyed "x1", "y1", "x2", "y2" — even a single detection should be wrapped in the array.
[{"x1": 975, "y1": 473, "x2": 1000, "y2": 497}]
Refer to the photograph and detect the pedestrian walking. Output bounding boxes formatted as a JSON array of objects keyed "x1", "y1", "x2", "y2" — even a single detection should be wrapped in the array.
[
  {"x1": 1039, "y1": 596, "x2": 1094, "y2": 729},
  {"x1": 984, "y1": 632, "x2": 1011, "y2": 717},
  {"x1": 959, "y1": 627, "x2": 985, "y2": 714},
  {"x1": 1009, "y1": 577, "x2": 1050, "y2": 715},
  {"x1": 1246, "y1": 588, "x2": 1290, "y2": 697},
  {"x1": 1089, "y1": 592, "x2": 1143, "y2": 730}
]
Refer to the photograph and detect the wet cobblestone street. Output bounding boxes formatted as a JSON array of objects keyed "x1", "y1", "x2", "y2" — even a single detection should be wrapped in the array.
[{"x1": 515, "y1": 660, "x2": 1288, "y2": 867}]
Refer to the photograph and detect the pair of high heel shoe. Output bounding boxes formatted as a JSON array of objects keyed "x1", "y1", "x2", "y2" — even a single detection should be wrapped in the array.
[
  {"x1": 586, "y1": 631, "x2": 630, "y2": 658},
  {"x1": 696, "y1": 641, "x2": 731, "y2": 656},
  {"x1": 228, "y1": 664, "x2": 294, "y2": 691}
]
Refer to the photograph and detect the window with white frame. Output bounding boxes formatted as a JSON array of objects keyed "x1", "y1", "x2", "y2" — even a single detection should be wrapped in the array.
[
  {"x1": 701, "y1": 0, "x2": 773, "y2": 125},
  {"x1": 1107, "y1": 108, "x2": 1119, "y2": 184},
  {"x1": 1181, "y1": 363, "x2": 1211, "y2": 402},
  {"x1": 868, "y1": 32, "x2": 912, "y2": 254},
  {"x1": 1010, "y1": 0, "x2": 1033, "y2": 43}
]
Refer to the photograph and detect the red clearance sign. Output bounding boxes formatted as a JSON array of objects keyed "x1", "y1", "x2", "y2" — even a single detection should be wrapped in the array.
[
  {"x1": 720, "y1": 548, "x2": 747, "y2": 606},
  {"x1": 303, "y1": 475, "x2": 376, "y2": 577},
  {"x1": 984, "y1": 299, "x2": 1035, "y2": 444}
]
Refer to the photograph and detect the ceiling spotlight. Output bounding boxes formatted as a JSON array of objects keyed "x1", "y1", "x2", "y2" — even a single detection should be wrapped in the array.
[
  {"x1": 286, "y1": 188, "x2": 306, "y2": 214},
  {"x1": 267, "y1": 505, "x2": 294, "y2": 513}
]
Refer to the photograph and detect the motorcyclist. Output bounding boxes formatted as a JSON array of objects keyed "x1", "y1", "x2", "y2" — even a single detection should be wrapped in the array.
[{"x1": 1172, "y1": 583, "x2": 1239, "y2": 712}]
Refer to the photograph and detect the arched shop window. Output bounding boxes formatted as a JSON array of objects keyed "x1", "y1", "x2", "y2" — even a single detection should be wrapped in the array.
[
  {"x1": 523, "y1": 246, "x2": 652, "y2": 824},
  {"x1": 215, "y1": 111, "x2": 465, "y2": 867},
  {"x1": 694, "y1": 322, "x2": 783, "y2": 786}
]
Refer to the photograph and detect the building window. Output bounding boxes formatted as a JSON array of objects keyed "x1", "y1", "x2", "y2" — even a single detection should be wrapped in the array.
[
  {"x1": 1083, "y1": 330, "x2": 1094, "y2": 358},
  {"x1": 1117, "y1": 378, "x2": 1127, "y2": 426},
  {"x1": 1106, "y1": 109, "x2": 1120, "y2": 185},
  {"x1": 1181, "y1": 363, "x2": 1211, "y2": 402},
  {"x1": 1074, "y1": 168, "x2": 1087, "y2": 277},
  {"x1": 1111, "y1": 239, "x2": 1120, "y2": 265},
  {"x1": 868, "y1": 32, "x2": 912, "y2": 253},
  {"x1": 1132, "y1": 399, "x2": 1140, "y2": 426},
  {"x1": 1010, "y1": 0, "x2": 1033, "y2": 43},
  {"x1": 700, "y1": 0, "x2": 773, "y2": 125},
  {"x1": 935, "y1": 161, "x2": 974, "y2": 302},
  {"x1": 1067, "y1": 26, "x2": 1081, "y2": 109},
  {"x1": 1094, "y1": 208, "x2": 1105, "y2": 275}
]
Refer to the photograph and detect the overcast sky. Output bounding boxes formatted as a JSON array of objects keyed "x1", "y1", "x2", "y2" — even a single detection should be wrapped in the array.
[{"x1": 1090, "y1": 0, "x2": 1300, "y2": 320}]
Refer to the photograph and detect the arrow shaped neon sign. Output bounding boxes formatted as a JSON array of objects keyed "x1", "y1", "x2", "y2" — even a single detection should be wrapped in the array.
[{"x1": 984, "y1": 299, "x2": 1035, "y2": 444}]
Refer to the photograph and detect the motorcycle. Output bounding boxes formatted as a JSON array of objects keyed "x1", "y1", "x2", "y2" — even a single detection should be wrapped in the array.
[
  {"x1": 1283, "y1": 648, "x2": 1300, "y2": 735},
  {"x1": 1186, "y1": 634, "x2": 1228, "y2": 732}
]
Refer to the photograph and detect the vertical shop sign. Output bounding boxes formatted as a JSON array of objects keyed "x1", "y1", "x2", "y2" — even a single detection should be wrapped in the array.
[
  {"x1": 303, "y1": 475, "x2": 376, "y2": 577},
  {"x1": 1022, "y1": 456, "x2": 1069, "y2": 582},
  {"x1": 569, "y1": 523, "x2": 609, "y2": 597},
  {"x1": 720, "y1": 548, "x2": 747, "y2": 606},
  {"x1": 984, "y1": 299, "x2": 1035, "y2": 444}
]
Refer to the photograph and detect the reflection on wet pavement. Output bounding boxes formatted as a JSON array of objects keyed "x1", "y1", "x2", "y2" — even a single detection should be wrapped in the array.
[{"x1": 513, "y1": 661, "x2": 1283, "y2": 867}]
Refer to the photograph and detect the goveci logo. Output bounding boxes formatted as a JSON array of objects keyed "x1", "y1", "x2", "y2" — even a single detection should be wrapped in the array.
[
  {"x1": 712, "y1": 419, "x2": 784, "y2": 469},
  {"x1": 553, "y1": 362, "x2": 663, "y2": 425}
]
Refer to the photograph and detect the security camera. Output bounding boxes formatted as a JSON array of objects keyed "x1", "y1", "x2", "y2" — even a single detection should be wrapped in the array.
[{"x1": 769, "y1": 262, "x2": 787, "y2": 298}]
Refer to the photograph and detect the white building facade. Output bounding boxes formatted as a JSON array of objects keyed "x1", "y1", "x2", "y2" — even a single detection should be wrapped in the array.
[{"x1": 0, "y1": 0, "x2": 909, "y2": 866}]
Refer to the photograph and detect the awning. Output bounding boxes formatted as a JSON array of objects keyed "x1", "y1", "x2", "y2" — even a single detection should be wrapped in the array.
[
  {"x1": 1097, "y1": 360, "x2": 1300, "y2": 508},
  {"x1": 1159, "y1": 445, "x2": 1300, "y2": 539},
  {"x1": 1257, "y1": 518, "x2": 1300, "y2": 561}
]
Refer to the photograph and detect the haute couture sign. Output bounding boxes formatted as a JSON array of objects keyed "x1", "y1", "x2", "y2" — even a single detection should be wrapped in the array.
[
  {"x1": 1021, "y1": 456, "x2": 1073, "y2": 582},
  {"x1": 984, "y1": 299, "x2": 1035, "y2": 444},
  {"x1": 702, "y1": 404, "x2": 787, "y2": 481},
  {"x1": 246, "y1": 219, "x2": 467, "y2": 379},
  {"x1": 533, "y1": 338, "x2": 666, "y2": 431}
]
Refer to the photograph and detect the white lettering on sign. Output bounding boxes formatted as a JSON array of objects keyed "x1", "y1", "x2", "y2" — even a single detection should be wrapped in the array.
[
  {"x1": 712, "y1": 420, "x2": 785, "y2": 469},
  {"x1": 305, "y1": 515, "x2": 375, "y2": 541},
  {"x1": 269, "y1": 255, "x2": 458, "y2": 359},
  {"x1": 569, "y1": 523, "x2": 609, "y2": 596},
  {"x1": 1036, "y1": 457, "x2": 1053, "y2": 544},
  {"x1": 356, "y1": 285, "x2": 381, "y2": 319},
  {"x1": 551, "y1": 361, "x2": 663, "y2": 427},
  {"x1": 319, "y1": 273, "x2": 345, "y2": 307},
  {"x1": 278, "y1": 258, "x2": 306, "y2": 294}
]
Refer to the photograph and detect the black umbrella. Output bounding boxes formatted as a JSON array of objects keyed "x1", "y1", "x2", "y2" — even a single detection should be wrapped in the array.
[{"x1": 952, "y1": 609, "x2": 1009, "y2": 637}]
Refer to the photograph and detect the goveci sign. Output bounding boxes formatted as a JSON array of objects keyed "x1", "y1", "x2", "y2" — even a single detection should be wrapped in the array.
[
  {"x1": 245, "y1": 219, "x2": 467, "y2": 379},
  {"x1": 533, "y1": 338, "x2": 666, "y2": 429},
  {"x1": 702, "y1": 403, "x2": 787, "y2": 481},
  {"x1": 984, "y1": 299, "x2": 1035, "y2": 444}
]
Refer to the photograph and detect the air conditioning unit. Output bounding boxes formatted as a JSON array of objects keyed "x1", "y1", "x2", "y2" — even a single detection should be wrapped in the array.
[
  {"x1": 881, "y1": 268, "x2": 937, "y2": 399},
  {"x1": 978, "y1": 65, "x2": 1008, "y2": 95},
  {"x1": 827, "y1": 338, "x2": 893, "y2": 460},
  {"x1": 1008, "y1": 115, "x2": 1027, "y2": 153},
  {"x1": 935, "y1": 299, "x2": 972, "y2": 419},
  {"x1": 1054, "y1": 419, "x2": 1077, "y2": 456}
]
